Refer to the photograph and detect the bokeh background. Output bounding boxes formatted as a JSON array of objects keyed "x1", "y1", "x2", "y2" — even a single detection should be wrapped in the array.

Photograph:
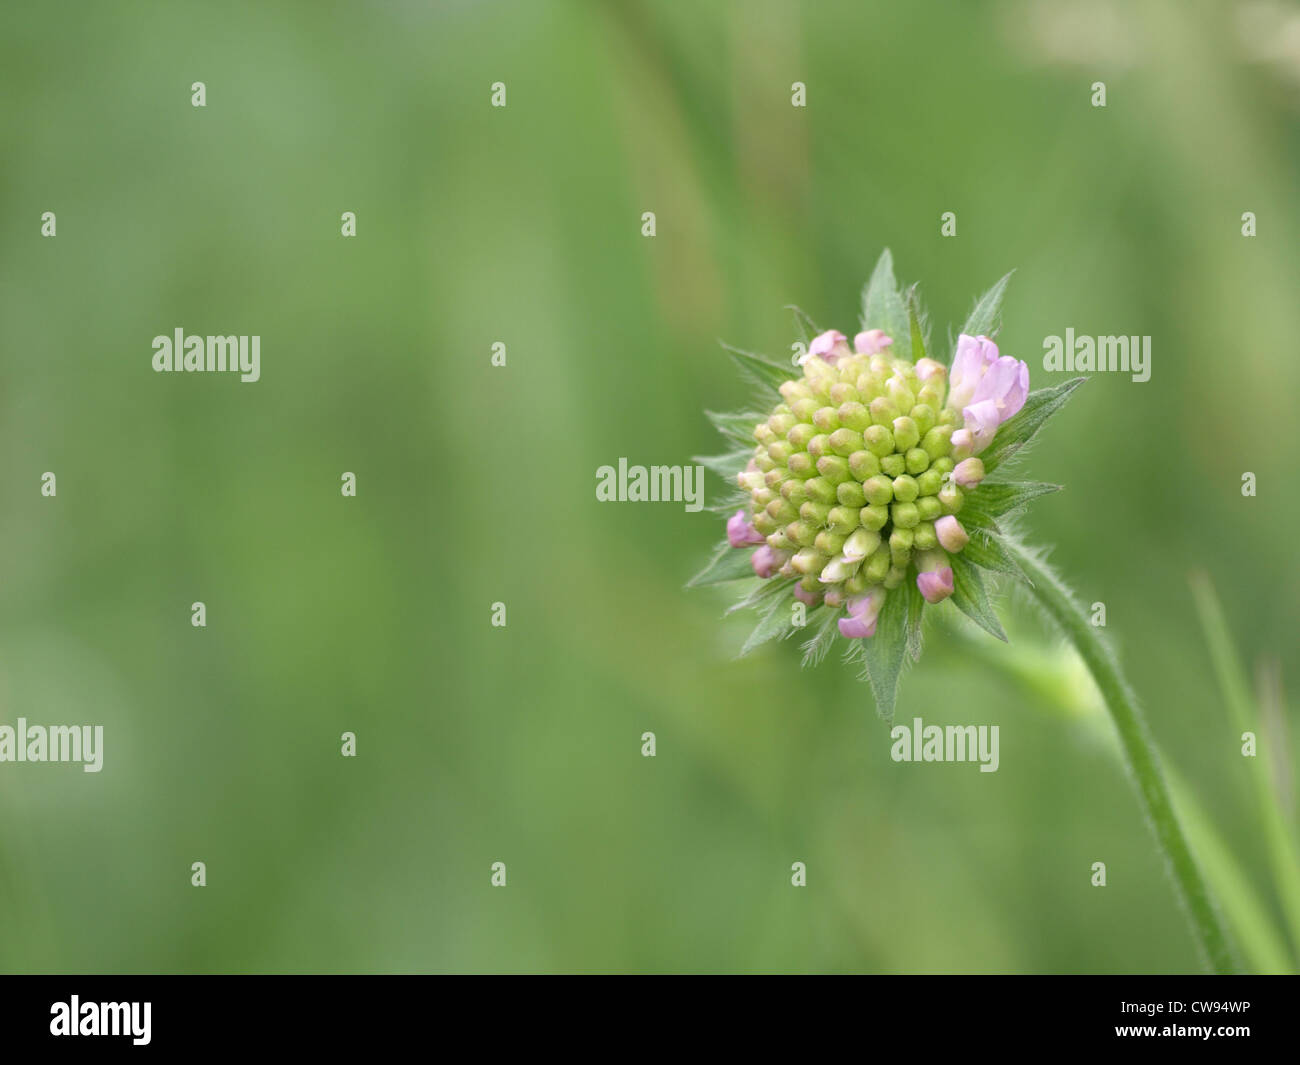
[{"x1": 1, "y1": 0, "x2": 1298, "y2": 973}]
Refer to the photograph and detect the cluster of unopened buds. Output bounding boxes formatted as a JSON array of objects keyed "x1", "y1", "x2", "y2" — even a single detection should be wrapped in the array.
[{"x1": 726, "y1": 329, "x2": 1030, "y2": 639}]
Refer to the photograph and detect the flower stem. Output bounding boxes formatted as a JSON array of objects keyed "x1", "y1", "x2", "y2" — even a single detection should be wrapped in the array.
[{"x1": 1007, "y1": 540, "x2": 1236, "y2": 973}]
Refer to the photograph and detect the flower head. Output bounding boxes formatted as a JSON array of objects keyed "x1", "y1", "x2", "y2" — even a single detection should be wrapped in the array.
[
  {"x1": 718, "y1": 313, "x2": 1006, "y2": 646},
  {"x1": 695, "y1": 252, "x2": 1080, "y2": 719}
]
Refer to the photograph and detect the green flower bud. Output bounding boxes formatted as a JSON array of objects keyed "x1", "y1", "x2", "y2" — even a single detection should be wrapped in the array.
[
  {"x1": 816, "y1": 454, "x2": 850, "y2": 484},
  {"x1": 780, "y1": 478, "x2": 807, "y2": 504},
  {"x1": 904, "y1": 447, "x2": 930, "y2": 475},
  {"x1": 826, "y1": 505, "x2": 860, "y2": 533},
  {"x1": 844, "y1": 569, "x2": 870, "y2": 596},
  {"x1": 767, "y1": 531, "x2": 794, "y2": 552},
  {"x1": 843, "y1": 527, "x2": 882, "y2": 561},
  {"x1": 938, "y1": 482, "x2": 965, "y2": 514},
  {"x1": 803, "y1": 476, "x2": 837, "y2": 504},
  {"x1": 848, "y1": 450, "x2": 881, "y2": 480},
  {"x1": 937, "y1": 406, "x2": 960, "y2": 427},
  {"x1": 916, "y1": 495, "x2": 942, "y2": 522},
  {"x1": 892, "y1": 416, "x2": 920, "y2": 452},
  {"x1": 812, "y1": 406, "x2": 840, "y2": 433},
  {"x1": 916, "y1": 381, "x2": 946, "y2": 409},
  {"x1": 799, "y1": 501, "x2": 831, "y2": 526},
  {"x1": 829, "y1": 382, "x2": 860, "y2": 405},
  {"x1": 889, "y1": 527, "x2": 914, "y2": 564},
  {"x1": 787, "y1": 423, "x2": 816, "y2": 450},
  {"x1": 787, "y1": 451, "x2": 816, "y2": 478},
  {"x1": 883, "y1": 565, "x2": 908, "y2": 589},
  {"x1": 790, "y1": 399, "x2": 819, "y2": 422},
  {"x1": 864, "y1": 544, "x2": 892, "y2": 582},
  {"x1": 766, "y1": 497, "x2": 797, "y2": 524},
  {"x1": 861, "y1": 475, "x2": 894, "y2": 505},
  {"x1": 829, "y1": 427, "x2": 865, "y2": 457},
  {"x1": 891, "y1": 501, "x2": 920, "y2": 529},
  {"x1": 892, "y1": 475, "x2": 919, "y2": 503},
  {"x1": 863, "y1": 424, "x2": 895, "y2": 457},
  {"x1": 913, "y1": 520, "x2": 938, "y2": 551},
  {"x1": 819, "y1": 554, "x2": 860, "y2": 584},
  {"x1": 754, "y1": 450, "x2": 775, "y2": 473},
  {"x1": 814, "y1": 529, "x2": 847, "y2": 556},
  {"x1": 791, "y1": 547, "x2": 827, "y2": 575},
  {"x1": 768, "y1": 440, "x2": 793, "y2": 465},
  {"x1": 836, "y1": 480, "x2": 867, "y2": 508},
  {"x1": 859, "y1": 504, "x2": 890, "y2": 531},
  {"x1": 786, "y1": 520, "x2": 818, "y2": 547},
  {"x1": 909, "y1": 403, "x2": 936, "y2": 436},
  {"x1": 879, "y1": 454, "x2": 906, "y2": 478},
  {"x1": 764, "y1": 467, "x2": 787, "y2": 489},
  {"x1": 886, "y1": 377, "x2": 915, "y2": 413},
  {"x1": 753, "y1": 511, "x2": 777, "y2": 535},
  {"x1": 869, "y1": 396, "x2": 901, "y2": 425},
  {"x1": 854, "y1": 373, "x2": 883, "y2": 402},
  {"x1": 754, "y1": 423, "x2": 775, "y2": 446},
  {"x1": 930, "y1": 455, "x2": 955, "y2": 476},
  {"x1": 836, "y1": 402, "x2": 872, "y2": 432},
  {"x1": 752, "y1": 487, "x2": 775, "y2": 508},
  {"x1": 779, "y1": 379, "x2": 813, "y2": 404},
  {"x1": 916, "y1": 468, "x2": 944, "y2": 496},
  {"x1": 806, "y1": 433, "x2": 832, "y2": 460},
  {"x1": 919, "y1": 424, "x2": 953, "y2": 459}
]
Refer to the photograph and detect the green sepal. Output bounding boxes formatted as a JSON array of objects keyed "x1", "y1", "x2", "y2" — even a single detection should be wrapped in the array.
[
  {"x1": 958, "y1": 269, "x2": 1014, "y2": 341},
  {"x1": 725, "y1": 575, "x2": 793, "y2": 615},
  {"x1": 687, "y1": 541, "x2": 758, "y2": 587},
  {"x1": 785, "y1": 305, "x2": 823, "y2": 350},
  {"x1": 902, "y1": 577, "x2": 926, "y2": 662},
  {"x1": 694, "y1": 448, "x2": 753, "y2": 482},
  {"x1": 706, "y1": 409, "x2": 764, "y2": 447},
  {"x1": 860, "y1": 249, "x2": 911, "y2": 361},
  {"x1": 905, "y1": 283, "x2": 929, "y2": 364},
  {"x1": 721, "y1": 342, "x2": 795, "y2": 397},
  {"x1": 738, "y1": 592, "x2": 798, "y2": 658},
  {"x1": 800, "y1": 606, "x2": 841, "y2": 667},
  {"x1": 961, "y1": 529, "x2": 1032, "y2": 584},
  {"x1": 981, "y1": 377, "x2": 1085, "y2": 474},
  {"x1": 970, "y1": 480, "x2": 1062, "y2": 518},
  {"x1": 948, "y1": 553, "x2": 1007, "y2": 641},
  {"x1": 703, "y1": 488, "x2": 751, "y2": 517},
  {"x1": 850, "y1": 584, "x2": 912, "y2": 720}
]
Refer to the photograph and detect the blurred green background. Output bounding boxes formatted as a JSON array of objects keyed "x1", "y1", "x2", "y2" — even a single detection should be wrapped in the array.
[{"x1": 2, "y1": 0, "x2": 1297, "y2": 973}]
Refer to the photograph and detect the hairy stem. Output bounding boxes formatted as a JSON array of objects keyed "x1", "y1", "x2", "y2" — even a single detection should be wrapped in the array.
[{"x1": 1008, "y1": 540, "x2": 1236, "y2": 973}]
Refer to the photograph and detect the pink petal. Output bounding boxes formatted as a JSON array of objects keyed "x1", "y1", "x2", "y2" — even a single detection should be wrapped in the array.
[
  {"x1": 917, "y1": 567, "x2": 954, "y2": 604},
  {"x1": 961, "y1": 400, "x2": 1001, "y2": 453},
  {"x1": 793, "y1": 584, "x2": 820, "y2": 606},
  {"x1": 838, "y1": 613, "x2": 878, "y2": 639},
  {"x1": 934, "y1": 515, "x2": 968, "y2": 553},
  {"x1": 853, "y1": 329, "x2": 893, "y2": 355},
  {"x1": 808, "y1": 330, "x2": 850, "y2": 364},
  {"x1": 727, "y1": 509, "x2": 764, "y2": 547},
  {"x1": 751, "y1": 545, "x2": 779, "y2": 578}
]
